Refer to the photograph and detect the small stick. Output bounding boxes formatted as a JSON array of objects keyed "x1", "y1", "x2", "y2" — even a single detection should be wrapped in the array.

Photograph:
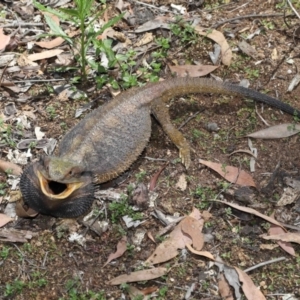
[
  {"x1": 244, "y1": 256, "x2": 286, "y2": 273},
  {"x1": 286, "y1": 0, "x2": 300, "y2": 20},
  {"x1": 82, "y1": 206, "x2": 106, "y2": 236},
  {"x1": 12, "y1": 78, "x2": 66, "y2": 83},
  {"x1": 0, "y1": 22, "x2": 44, "y2": 28},
  {"x1": 131, "y1": 0, "x2": 172, "y2": 13},
  {"x1": 144, "y1": 157, "x2": 169, "y2": 162},
  {"x1": 178, "y1": 111, "x2": 201, "y2": 130},
  {"x1": 212, "y1": 13, "x2": 284, "y2": 28}
]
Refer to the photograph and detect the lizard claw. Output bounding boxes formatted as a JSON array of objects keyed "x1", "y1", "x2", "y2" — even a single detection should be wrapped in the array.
[{"x1": 179, "y1": 147, "x2": 191, "y2": 169}]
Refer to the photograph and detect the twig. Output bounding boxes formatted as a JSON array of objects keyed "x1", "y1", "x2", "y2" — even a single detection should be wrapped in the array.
[
  {"x1": 255, "y1": 105, "x2": 270, "y2": 127},
  {"x1": 82, "y1": 206, "x2": 106, "y2": 236},
  {"x1": 42, "y1": 251, "x2": 48, "y2": 267},
  {"x1": 178, "y1": 111, "x2": 201, "y2": 130},
  {"x1": 0, "y1": 22, "x2": 44, "y2": 28},
  {"x1": 286, "y1": 0, "x2": 300, "y2": 20},
  {"x1": 228, "y1": 1, "x2": 250, "y2": 13},
  {"x1": 131, "y1": 0, "x2": 172, "y2": 13},
  {"x1": 212, "y1": 13, "x2": 284, "y2": 28},
  {"x1": 12, "y1": 78, "x2": 66, "y2": 83},
  {"x1": 278, "y1": 222, "x2": 300, "y2": 231},
  {"x1": 144, "y1": 156, "x2": 169, "y2": 162},
  {"x1": 244, "y1": 257, "x2": 286, "y2": 273}
]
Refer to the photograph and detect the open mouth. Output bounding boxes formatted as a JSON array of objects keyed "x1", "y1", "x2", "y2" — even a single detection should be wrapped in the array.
[{"x1": 37, "y1": 170, "x2": 84, "y2": 200}]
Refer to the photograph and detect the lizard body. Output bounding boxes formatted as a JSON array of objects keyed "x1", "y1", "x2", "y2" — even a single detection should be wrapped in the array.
[{"x1": 20, "y1": 78, "x2": 300, "y2": 217}]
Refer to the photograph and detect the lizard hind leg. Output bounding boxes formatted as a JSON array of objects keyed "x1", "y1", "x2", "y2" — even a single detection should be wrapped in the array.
[{"x1": 151, "y1": 98, "x2": 191, "y2": 169}]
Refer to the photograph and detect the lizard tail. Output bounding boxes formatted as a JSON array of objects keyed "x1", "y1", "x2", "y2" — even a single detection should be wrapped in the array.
[{"x1": 150, "y1": 77, "x2": 300, "y2": 118}]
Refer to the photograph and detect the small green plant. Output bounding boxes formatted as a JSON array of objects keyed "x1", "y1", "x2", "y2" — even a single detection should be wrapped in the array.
[
  {"x1": 245, "y1": 67, "x2": 259, "y2": 79},
  {"x1": 5, "y1": 280, "x2": 25, "y2": 297},
  {"x1": 34, "y1": 0, "x2": 122, "y2": 82},
  {"x1": 0, "y1": 182, "x2": 7, "y2": 196},
  {"x1": 108, "y1": 194, "x2": 143, "y2": 223},
  {"x1": 261, "y1": 20, "x2": 275, "y2": 30},
  {"x1": 0, "y1": 246, "x2": 10, "y2": 259},
  {"x1": 157, "y1": 286, "x2": 168, "y2": 299},
  {"x1": 46, "y1": 105, "x2": 57, "y2": 120},
  {"x1": 170, "y1": 18, "x2": 197, "y2": 44},
  {"x1": 60, "y1": 122, "x2": 68, "y2": 131},
  {"x1": 135, "y1": 170, "x2": 147, "y2": 182},
  {"x1": 60, "y1": 277, "x2": 106, "y2": 300}
]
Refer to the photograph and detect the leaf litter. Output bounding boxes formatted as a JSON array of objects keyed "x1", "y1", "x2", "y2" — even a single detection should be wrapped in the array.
[{"x1": 0, "y1": 0, "x2": 299, "y2": 298}]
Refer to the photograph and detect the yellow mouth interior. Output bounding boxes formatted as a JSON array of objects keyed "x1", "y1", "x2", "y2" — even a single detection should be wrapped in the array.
[{"x1": 37, "y1": 171, "x2": 84, "y2": 200}]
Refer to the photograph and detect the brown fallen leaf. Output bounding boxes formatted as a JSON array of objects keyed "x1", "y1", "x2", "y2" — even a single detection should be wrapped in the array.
[
  {"x1": 234, "y1": 267, "x2": 266, "y2": 300},
  {"x1": 107, "y1": 267, "x2": 168, "y2": 285},
  {"x1": 104, "y1": 236, "x2": 127, "y2": 267},
  {"x1": 0, "y1": 28, "x2": 10, "y2": 51},
  {"x1": 0, "y1": 228, "x2": 38, "y2": 243},
  {"x1": 28, "y1": 49, "x2": 64, "y2": 62},
  {"x1": 181, "y1": 216, "x2": 204, "y2": 250},
  {"x1": 15, "y1": 201, "x2": 39, "y2": 218},
  {"x1": 199, "y1": 159, "x2": 256, "y2": 187},
  {"x1": 0, "y1": 213, "x2": 13, "y2": 227},
  {"x1": 0, "y1": 159, "x2": 22, "y2": 176},
  {"x1": 215, "y1": 200, "x2": 286, "y2": 230},
  {"x1": 168, "y1": 64, "x2": 219, "y2": 77},
  {"x1": 185, "y1": 243, "x2": 215, "y2": 260},
  {"x1": 194, "y1": 26, "x2": 232, "y2": 66},
  {"x1": 218, "y1": 273, "x2": 234, "y2": 300},
  {"x1": 246, "y1": 123, "x2": 300, "y2": 139},
  {"x1": 261, "y1": 232, "x2": 300, "y2": 245},
  {"x1": 238, "y1": 40, "x2": 257, "y2": 59},
  {"x1": 146, "y1": 209, "x2": 204, "y2": 264},
  {"x1": 228, "y1": 149, "x2": 257, "y2": 158},
  {"x1": 149, "y1": 164, "x2": 167, "y2": 191},
  {"x1": 268, "y1": 213, "x2": 295, "y2": 256},
  {"x1": 35, "y1": 30, "x2": 80, "y2": 49}
]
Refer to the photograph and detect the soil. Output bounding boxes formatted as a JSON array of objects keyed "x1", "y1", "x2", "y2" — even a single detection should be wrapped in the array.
[{"x1": 1, "y1": 0, "x2": 300, "y2": 299}]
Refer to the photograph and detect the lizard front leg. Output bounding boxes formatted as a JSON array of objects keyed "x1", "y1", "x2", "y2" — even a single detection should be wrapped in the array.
[{"x1": 151, "y1": 98, "x2": 191, "y2": 169}]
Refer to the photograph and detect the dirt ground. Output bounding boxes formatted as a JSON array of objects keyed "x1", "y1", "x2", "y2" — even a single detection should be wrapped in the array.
[{"x1": 1, "y1": 0, "x2": 300, "y2": 299}]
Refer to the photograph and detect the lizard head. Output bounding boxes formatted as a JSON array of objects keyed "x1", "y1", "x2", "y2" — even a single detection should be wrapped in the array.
[{"x1": 20, "y1": 156, "x2": 95, "y2": 218}]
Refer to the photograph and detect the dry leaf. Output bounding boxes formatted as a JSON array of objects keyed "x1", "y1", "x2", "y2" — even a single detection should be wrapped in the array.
[
  {"x1": 259, "y1": 244, "x2": 278, "y2": 250},
  {"x1": 238, "y1": 40, "x2": 257, "y2": 58},
  {"x1": 175, "y1": 173, "x2": 187, "y2": 191},
  {"x1": 246, "y1": 123, "x2": 300, "y2": 139},
  {"x1": 185, "y1": 243, "x2": 215, "y2": 260},
  {"x1": 35, "y1": 37, "x2": 65, "y2": 49},
  {"x1": 199, "y1": 159, "x2": 256, "y2": 187},
  {"x1": 0, "y1": 28, "x2": 10, "y2": 51},
  {"x1": 267, "y1": 214, "x2": 295, "y2": 256},
  {"x1": 35, "y1": 30, "x2": 80, "y2": 49},
  {"x1": 277, "y1": 187, "x2": 299, "y2": 206},
  {"x1": 0, "y1": 159, "x2": 22, "y2": 176},
  {"x1": 181, "y1": 216, "x2": 204, "y2": 250},
  {"x1": 0, "y1": 213, "x2": 13, "y2": 227},
  {"x1": 218, "y1": 273, "x2": 234, "y2": 300},
  {"x1": 104, "y1": 236, "x2": 127, "y2": 267},
  {"x1": 146, "y1": 209, "x2": 203, "y2": 264},
  {"x1": 234, "y1": 267, "x2": 266, "y2": 300},
  {"x1": 215, "y1": 200, "x2": 286, "y2": 230},
  {"x1": 193, "y1": 26, "x2": 232, "y2": 66},
  {"x1": 169, "y1": 64, "x2": 219, "y2": 77},
  {"x1": 135, "y1": 32, "x2": 153, "y2": 47},
  {"x1": 28, "y1": 49, "x2": 64, "y2": 61},
  {"x1": 149, "y1": 164, "x2": 167, "y2": 191},
  {"x1": 228, "y1": 149, "x2": 257, "y2": 158},
  {"x1": 0, "y1": 228, "x2": 38, "y2": 243},
  {"x1": 261, "y1": 232, "x2": 300, "y2": 245},
  {"x1": 108, "y1": 267, "x2": 168, "y2": 285},
  {"x1": 15, "y1": 201, "x2": 39, "y2": 218}
]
